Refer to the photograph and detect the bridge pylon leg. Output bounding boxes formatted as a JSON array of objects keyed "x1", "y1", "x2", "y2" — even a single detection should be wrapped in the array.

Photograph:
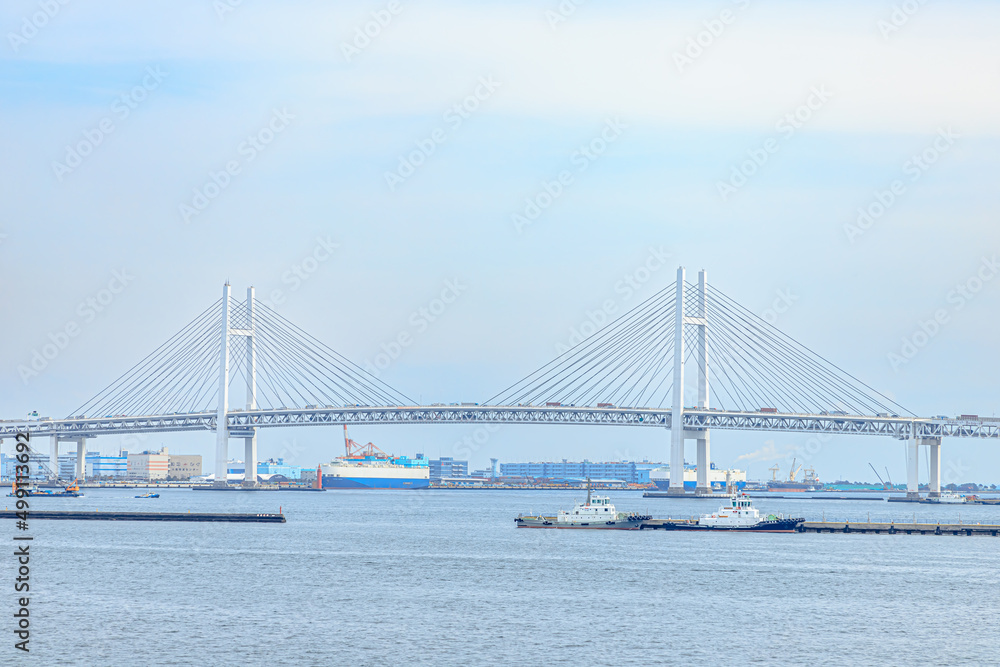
[
  {"x1": 213, "y1": 283, "x2": 232, "y2": 488},
  {"x1": 668, "y1": 267, "x2": 686, "y2": 495},
  {"x1": 694, "y1": 269, "x2": 712, "y2": 496}
]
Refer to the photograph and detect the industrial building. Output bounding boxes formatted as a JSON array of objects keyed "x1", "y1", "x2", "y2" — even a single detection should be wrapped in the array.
[
  {"x1": 0, "y1": 452, "x2": 50, "y2": 482},
  {"x1": 127, "y1": 448, "x2": 170, "y2": 480},
  {"x1": 429, "y1": 456, "x2": 468, "y2": 480},
  {"x1": 58, "y1": 453, "x2": 129, "y2": 479},
  {"x1": 167, "y1": 454, "x2": 202, "y2": 480},
  {"x1": 499, "y1": 459, "x2": 660, "y2": 484}
]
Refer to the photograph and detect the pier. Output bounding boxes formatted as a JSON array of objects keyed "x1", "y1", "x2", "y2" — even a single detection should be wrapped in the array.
[
  {"x1": 796, "y1": 521, "x2": 999, "y2": 535},
  {"x1": 637, "y1": 519, "x2": 1000, "y2": 535},
  {"x1": 0, "y1": 510, "x2": 286, "y2": 523}
]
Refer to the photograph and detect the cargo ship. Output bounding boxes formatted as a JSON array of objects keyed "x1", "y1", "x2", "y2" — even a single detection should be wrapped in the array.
[
  {"x1": 319, "y1": 427, "x2": 429, "y2": 490},
  {"x1": 765, "y1": 460, "x2": 823, "y2": 492},
  {"x1": 650, "y1": 463, "x2": 747, "y2": 491}
]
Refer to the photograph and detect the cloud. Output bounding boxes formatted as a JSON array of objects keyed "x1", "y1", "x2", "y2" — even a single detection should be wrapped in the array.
[{"x1": 735, "y1": 439, "x2": 796, "y2": 463}]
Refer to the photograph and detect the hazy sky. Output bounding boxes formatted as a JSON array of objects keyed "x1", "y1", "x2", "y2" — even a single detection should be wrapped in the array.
[{"x1": 2, "y1": 0, "x2": 999, "y2": 483}]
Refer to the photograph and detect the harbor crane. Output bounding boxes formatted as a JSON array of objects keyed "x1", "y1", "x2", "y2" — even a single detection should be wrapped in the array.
[
  {"x1": 343, "y1": 425, "x2": 387, "y2": 458},
  {"x1": 789, "y1": 458, "x2": 803, "y2": 482}
]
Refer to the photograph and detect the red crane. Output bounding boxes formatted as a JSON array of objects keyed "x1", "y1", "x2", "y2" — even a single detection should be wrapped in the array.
[{"x1": 343, "y1": 425, "x2": 388, "y2": 459}]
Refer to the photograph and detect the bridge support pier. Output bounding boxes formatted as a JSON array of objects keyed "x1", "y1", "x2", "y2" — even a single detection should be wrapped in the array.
[
  {"x1": 75, "y1": 437, "x2": 86, "y2": 481},
  {"x1": 49, "y1": 435, "x2": 59, "y2": 481},
  {"x1": 243, "y1": 434, "x2": 257, "y2": 487},
  {"x1": 928, "y1": 438, "x2": 941, "y2": 498},
  {"x1": 906, "y1": 437, "x2": 920, "y2": 500},
  {"x1": 695, "y1": 434, "x2": 711, "y2": 496}
]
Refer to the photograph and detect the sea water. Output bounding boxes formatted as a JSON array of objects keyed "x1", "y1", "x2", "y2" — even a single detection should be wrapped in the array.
[{"x1": 6, "y1": 489, "x2": 999, "y2": 665}]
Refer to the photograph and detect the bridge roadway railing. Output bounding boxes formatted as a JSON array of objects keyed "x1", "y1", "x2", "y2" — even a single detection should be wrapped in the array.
[{"x1": 2, "y1": 407, "x2": 998, "y2": 440}]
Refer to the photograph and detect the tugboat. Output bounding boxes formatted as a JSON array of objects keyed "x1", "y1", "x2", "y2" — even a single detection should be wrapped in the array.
[
  {"x1": 659, "y1": 493, "x2": 803, "y2": 532},
  {"x1": 515, "y1": 483, "x2": 650, "y2": 530},
  {"x1": 921, "y1": 492, "x2": 968, "y2": 504}
]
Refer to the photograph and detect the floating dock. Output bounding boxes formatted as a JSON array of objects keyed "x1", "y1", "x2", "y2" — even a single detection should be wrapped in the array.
[
  {"x1": 642, "y1": 492, "x2": 731, "y2": 499},
  {"x1": 796, "y1": 521, "x2": 998, "y2": 536},
  {"x1": 0, "y1": 510, "x2": 285, "y2": 523},
  {"x1": 887, "y1": 497, "x2": 1000, "y2": 505},
  {"x1": 636, "y1": 519, "x2": 1000, "y2": 535}
]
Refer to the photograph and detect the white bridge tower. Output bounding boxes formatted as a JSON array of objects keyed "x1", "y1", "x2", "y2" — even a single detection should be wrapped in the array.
[
  {"x1": 213, "y1": 283, "x2": 258, "y2": 488},
  {"x1": 669, "y1": 267, "x2": 712, "y2": 496}
]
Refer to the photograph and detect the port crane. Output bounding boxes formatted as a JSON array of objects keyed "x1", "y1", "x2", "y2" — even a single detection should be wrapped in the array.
[
  {"x1": 868, "y1": 463, "x2": 893, "y2": 491},
  {"x1": 10, "y1": 439, "x2": 82, "y2": 495},
  {"x1": 342, "y1": 425, "x2": 387, "y2": 459},
  {"x1": 788, "y1": 458, "x2": 803, "y2": 482}
]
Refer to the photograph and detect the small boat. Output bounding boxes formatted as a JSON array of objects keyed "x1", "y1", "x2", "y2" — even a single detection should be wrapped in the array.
[
  {"x1": 135, "y1": 492, "x2": 160, "y2": 499},
  {"x1": 658, "y1": 493, "x2": 803, "y2": 532},
  {"x1": 515, "y1": 483, "x2": 650, "y2": 530}
]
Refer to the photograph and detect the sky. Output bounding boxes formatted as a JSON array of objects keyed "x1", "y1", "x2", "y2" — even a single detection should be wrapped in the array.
[{"x1": 2, "y1": 0, "x2": 999, "y2": 483}]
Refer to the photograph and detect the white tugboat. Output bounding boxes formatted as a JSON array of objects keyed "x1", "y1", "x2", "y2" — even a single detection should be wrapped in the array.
[
  {"x1": 515, "y1": 484, "x2": 650, "y2": 530},
  {"x1": 658, "y1": 493, "x2": 803, "y2": 532},
  {"x1": 922, "y1": 492, "x2": 968, "y2": 504}
]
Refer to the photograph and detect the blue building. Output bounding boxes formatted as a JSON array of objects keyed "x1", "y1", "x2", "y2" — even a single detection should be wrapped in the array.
[
  {"x1": 429, "y1": 457, "x2": 469, "y2": 480},
  {"x1": 1, "y1": 452, "x2": 50, "y2": 482},
  {"x1": 57, "y1": 452, "x2": 129, "y2": 479},
  {"x1": 499, "y1": 459, "x2": 658, "y2": 484}
]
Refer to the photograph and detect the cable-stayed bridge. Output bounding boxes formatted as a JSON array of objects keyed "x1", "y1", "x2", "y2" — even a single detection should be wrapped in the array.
[{"x1": 3, "y1": 269, "x2": 996, "y2": 498}]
